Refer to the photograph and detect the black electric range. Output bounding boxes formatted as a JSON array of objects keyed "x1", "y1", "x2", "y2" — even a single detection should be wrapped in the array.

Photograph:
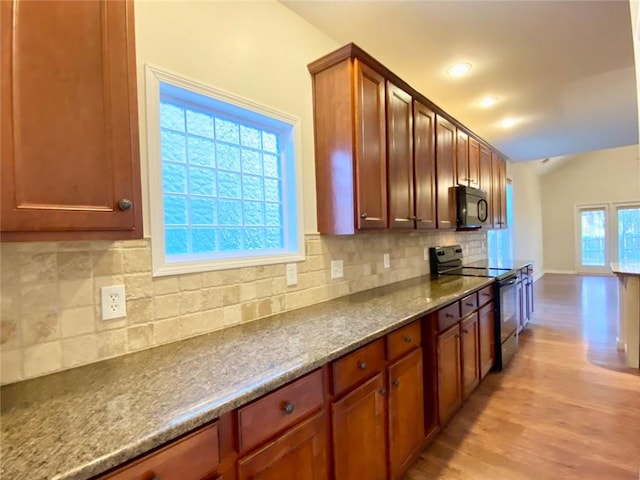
[{"x1": 429, "y1": 245, "x2": 520, "y2": 370}]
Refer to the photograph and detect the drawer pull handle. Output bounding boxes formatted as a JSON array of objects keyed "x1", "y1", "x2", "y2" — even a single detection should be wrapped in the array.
[
  {"x1": 404, "y1": 336, "x2": 412, "y2": 343},
  {"x1": 360, "y1": 212, "x2": 368, "y2": 219},
  {"x1": 282, "y1": 402, "x2": 295, "y2": 414},
  {"x1": 465, "y1": 302, "x2": 474, "y2": 307},
  {"x1": 463, "y1": 328, "x2": 469, "y2": 334},
  {"x1": 118, "y1": 198, "x2": 133, "y2": 211},
  {"x1": 445, "y1": 313, "x2": 454, "y2": 318},
  {"x1": 482, "y1": 293, "x2": 492, "y2": 297},
  {"x1": 357, "y1": 361, "x2": 368, "y2": 370},
  {"x1": 409, "y1": 215, "x2": 417, "y2": 221},
  {"x1": 379, "y1": 388, "x2": 387, "y2": 395},
  {"x1": 392, "y1": 379, "x2": 400, "y2": 387}
]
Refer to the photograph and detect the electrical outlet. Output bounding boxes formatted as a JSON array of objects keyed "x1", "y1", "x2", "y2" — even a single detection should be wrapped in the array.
[
  {"x1": 101, "y1": 285, "x2": 126, "y2": 320},
  {"x1": 383, "y1": 253, "x2": 390, "y2": 269},
  {"x1": 286, "y1": 263, "x2": 298, "y2": 286},
  {"x1": 331, "y1": 260, "x2": 344, "y2": 279},
  {"x1": 424, "y1": 247, "x2": 429, "y2": 261}
]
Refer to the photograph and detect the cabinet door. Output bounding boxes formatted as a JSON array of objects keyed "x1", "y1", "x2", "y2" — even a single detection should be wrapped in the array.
[
  {"x1": 499, "y1": 156, "x2": 508, "y2": 228},
  {"x1": 332, "y1": 373, "x2": 386, "y2": 480},
  {"x1": 0, "y1": 0, "x2": 142, "y2": 240},
  {"x1": 437, "y1": 324, "x2": 462, "y2": 424},
  {"x1": 478, "y1": 303, "x2": 495, "y2": 379},
  {"x1": 491, "y1": 151, "x2": 502, "y2": 229},
  {"x1": 455, "y1": 129, "x2": 469, "y2": 186},
  {"x1": 435, "y1": 116, "x2": 456, "y2": 229},
  {"x1": 387, "y1": 82, "x2": 414, "y2": 230},
  {"x1": 388, "y1": 349, "x2": 424, "y2": 480},
  {"x1": 413, "y1": 101, "x2": 436, "y2": 230},
  {"x1": 468, "y1": 137, "x2": 480, "y2": 188},
  {"x1": 354, "y1": 59, "x2": 387, "y2": 230},
  {"x1": 461, "y1": 313, "x2": 480, "y2": 398},
  {"x1": 479, "y1": 144, "x2": 493, "y2": 226},
  {"x1": 238, "y1": 412, "x2": 328, "y2": 480}
]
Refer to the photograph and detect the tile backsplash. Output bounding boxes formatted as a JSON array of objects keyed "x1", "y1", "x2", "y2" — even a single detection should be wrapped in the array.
[{"x1": 0, "y1": 231, "x2": 486, "y2": 384}]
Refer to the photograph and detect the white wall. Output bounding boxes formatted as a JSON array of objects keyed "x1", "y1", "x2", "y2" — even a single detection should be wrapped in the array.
[
  {"x1": 134, "y1": 0, "x2": 339, "y2": 235},
  {"x1": 507, "y1": 162, "x2": 544, "y2": 278},
  {"x1": 632, "y1": 0, "x2": 640, "y2": 140},
  {"x1": 540, "y1": 144, "x2": 640, "y2": 272}
]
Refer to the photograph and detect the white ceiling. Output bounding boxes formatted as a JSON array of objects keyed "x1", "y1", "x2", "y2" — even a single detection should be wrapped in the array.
[{"x1": 283, "y1": 0, "x2": 638, "y2": 162}]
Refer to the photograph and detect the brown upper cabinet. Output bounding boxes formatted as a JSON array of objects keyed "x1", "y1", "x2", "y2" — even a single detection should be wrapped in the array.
[
  {"x1": 491, "y1": 152, "x2": 508, "y2": 229},
  {"x1": 387, "y1": 82, "x2": 414, "y2": 230},
  {"x1": 435, "y1": 116, "x2": 456, "y2": 229},
  {"x1": 479, "y1": 144, "x2": 494, "y2": 226},
  {"x1": 0, "y1": 0, "x2": 142, "y2": 241},
  {"x1": 309, "y1": 44, "x2": 506, "y2": 234}
]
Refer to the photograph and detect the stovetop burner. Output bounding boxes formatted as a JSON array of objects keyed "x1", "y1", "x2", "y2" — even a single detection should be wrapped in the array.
[{"x1": 429, "y1": 245, "x2": 516, "y2": 280}]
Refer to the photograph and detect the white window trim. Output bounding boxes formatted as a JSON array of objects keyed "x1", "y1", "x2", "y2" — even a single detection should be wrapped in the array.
[
  {"x1": 145, "y1": 64, "x2": 305, "y2": 277},
  {"x1": 573, "y1": 203, "x2": 611, "y2": 275}
]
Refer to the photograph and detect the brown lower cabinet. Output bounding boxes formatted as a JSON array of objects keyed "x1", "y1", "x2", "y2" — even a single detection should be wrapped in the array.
[
  {"x1": 96, "y1": 285, "x2": 499, "y2": 480},
  {"x1": 237, "y1": 412, "x2": 328, "y2": 480},
  {"x1": 332, "y1": 373, "x2": 387, "y2": 480}
]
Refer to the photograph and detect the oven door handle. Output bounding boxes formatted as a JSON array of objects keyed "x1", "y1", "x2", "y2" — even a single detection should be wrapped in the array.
[{"x1": 500, "y1": 275, "x2": 518, "y2": 285}]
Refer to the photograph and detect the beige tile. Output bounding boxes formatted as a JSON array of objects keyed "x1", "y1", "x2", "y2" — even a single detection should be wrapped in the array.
[
  {"x1": 60, "y1": 279, "x2": 94, "y2": 309},
  {"x1": 96, "y1": 329, "x2": 128, "y2": 359},
  {"x1": 241, "y1": 302, "x2": 257, "y2": 323},
  {"x1": 153, "y1": 276, "x2": 179, "y2": 295},
  {"x1": 57, "y1": 251, "x2": 91, "y2": 281},
  {"x1": 202, "y1": 287, "x2": 223, "y2": 310},
  {"x1": 222, "y1": 285, "x2": 240, "y2": 306},
  {"x1": 154, "y1": 317, "x2": 182, "y2": 345},
  {"x1": 60, "y1": 306, "x2": 95, "y2": 338},
  {"x1": 256, "y1": 299, "x2": 272, "y2": 318},
  {"x1": 298, "y1": 271, "x2": 327, "y2": 290},
  {"x1": 62, "y1": 335, "x2": 98, "y2": 369},
  {"x1": 19, "y1": 252, "x2": 57, "y2": 284},
  {"x1": 180, "y1": 312, "x2": 207, "y2": 337},
  {"x1": 0, "y1": 317, "x2": 19, "y2": 349},
  {"x1": 202, "y1": 271, "x2": 224, "y2": 287},
  {"x1": 56, "y1": 241, "x2": 92, "y2": 252},
  {"x1": 15, "y1": 242, "x2": 58, "y2": 253},
  {"x1": 122, "y1": 248, "x2": 151, "y2": 273},
  {"x1": 239, "y1": 283, "x2": 257, "y2": 302},
  {"x1": 23, "y1": 342, "x2": 61, "y2": 378},
  {"x1": 179, "y1": 273, "x2": 202, "y2": 291},
  {"x1": 20, "y1": 282, "x2": 58, "y2": 313},
  {"x1": 200, "y1": 308, "x2": 225, "y2": 331},
  {"x1": 124, "y1": 273, "x2": 153, "y2": 300},
  {"x1": 179, "y1": 290, "x2": 203, "y2": 315},
  {"x1": 271, "y1": 295, "x2": 285, "y2": 315},
  {"x1": 238, "y1": 267, "x2": 257, "y2": 283},
  {"x1": 255, "y1": 278, "x2": 274, "y2": 299},
  {"x1": 154, "y1": 294, "x2": 181, "y2": 320},
  {"x1": 115, "y1": 239, "x2": 149, "y2": 249},
  {"x1": 0, "y1": 349, "x2": 23, "y2": 385},
  {"x1": 92, "y1": 250, "x2": 123, "y2": 276},
  {"x1": 271, "y1": 277, "x2": 287, "y2": 295},
  {"x1": 21, "y1": 310, "x2": 60, "y2": 346},
  {"x1": 222, "y1": 304, "x2": 242, "y2": 327},
  {"x1": 127, "y1": 298, "x2": 153, "y2": 325},
  {"x1": 90, "y1": 241, "x2": 118, "y2": 251},
  {"x1": 127, "y1": 324, "x2": 154, "y2": 351}
]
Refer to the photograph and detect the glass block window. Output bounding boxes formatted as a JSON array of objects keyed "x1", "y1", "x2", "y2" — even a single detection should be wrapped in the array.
[{"x1": 146, "y1": 67, "x2": 303, "y2": 276}]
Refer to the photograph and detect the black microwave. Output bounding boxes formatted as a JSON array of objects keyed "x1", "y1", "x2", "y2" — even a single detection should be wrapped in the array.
[{"x1": 454, "y1": 185, "x2": 488, "y2": 229}]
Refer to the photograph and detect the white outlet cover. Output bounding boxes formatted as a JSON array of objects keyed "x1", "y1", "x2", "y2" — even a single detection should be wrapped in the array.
[
  {"x1": 383, "y1": 253, "x2": 390, "y2": 269},
  {"x1": 286, "y1": 263, "x2": 298, "y2": 286},
  {"x1": 101, "y1": 285, "x2": 126, "y2": 320},
  {"x1": 331, "y1": 260, "x2": 344, "y2": 279},
  {"x1": 424, "y1": 247, "x2": 429, "y2": 261}
]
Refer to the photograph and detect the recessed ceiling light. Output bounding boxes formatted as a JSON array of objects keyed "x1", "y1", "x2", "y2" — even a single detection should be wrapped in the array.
[
  {"x1": 478, "y1": 96, "x2": 498, "y2": 108},
  {"x1": 501, "y1": 118, "x2": 517, "y2": 128},
  {"x1": 447, "y1": 63, "x2": 472, "y2": 77}
]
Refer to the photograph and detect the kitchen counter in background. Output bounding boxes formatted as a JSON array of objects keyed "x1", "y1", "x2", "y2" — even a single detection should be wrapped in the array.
[
  {"x1": 465, "y1": 258, "x2": 533, "y2": 271},
  {"x1": 611, "y1": 262, "x2": 640, "y2": 369},
  {"x1": 0, "y1": 274, "x2": 493, "y2": 480}
]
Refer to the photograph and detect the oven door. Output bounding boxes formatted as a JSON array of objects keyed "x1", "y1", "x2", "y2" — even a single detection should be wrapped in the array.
[{"x1": 498, "y1": 274, "x2": 520, "y2": 343}]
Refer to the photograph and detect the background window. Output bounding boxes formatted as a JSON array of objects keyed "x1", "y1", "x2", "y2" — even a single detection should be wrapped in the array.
[{"x1": 146, "y1": 67, "x2": 304, "y2": 276}]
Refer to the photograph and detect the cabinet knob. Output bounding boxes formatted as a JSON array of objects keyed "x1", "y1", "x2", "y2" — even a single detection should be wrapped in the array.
[
  {"x1": 445, "y1": 313, "x2": 454, "y2": 318},
  {"x1": 118, "y1": 198, "x2": 133, "y2": 211},
  {"x1": 409, "y1": 215, "x2": 417, "y2": 221},
  {"x1": 404, "y1": 336, "x2": 412, "y2": 343},
  {"x1": 392, "y1": 379, "x2": 400, "y2": 387},
  {"x1": 416, "y1": 218, "x2": 423, "y2": 222},
  {"x1": 360, "y1": 212, "x2": 368, "y2": 219},
  {"x1": 379, "y1": 388, "x2": 387, "y2": 395},
  {"x1": 357, "y1": 361, "x2": 368, "y2": 370},
  {"x1": 463, "y1": 328, "x2": 469, "y2": 334},
  {"x1": 465, "y1": 302, "x2": 474, "y2": 307},
  {"x1": 282, "y1": 401, "x2": 295, "y2": 414}
]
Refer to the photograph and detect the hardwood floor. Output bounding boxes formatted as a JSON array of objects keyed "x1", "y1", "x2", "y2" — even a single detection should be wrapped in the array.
[{"x1": 405, "y1": 274, "x2": 640, "y2": 480}]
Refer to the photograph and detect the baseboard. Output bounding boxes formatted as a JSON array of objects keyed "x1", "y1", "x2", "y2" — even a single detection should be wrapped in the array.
[
  {"x1": 533, "y1": 271, "x2": 545, "y2": 282},
  {"x1": 544, "y1": 269, "x2": 577, "y2": 275}
]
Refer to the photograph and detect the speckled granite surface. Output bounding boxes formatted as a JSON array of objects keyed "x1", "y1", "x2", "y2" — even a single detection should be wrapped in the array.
[
  {"x1": 1, "y1": 274, "x2": 493, "y2": 480},
  {"x1": 611, "y1": 262, "x2": 640, "y2": 276}
]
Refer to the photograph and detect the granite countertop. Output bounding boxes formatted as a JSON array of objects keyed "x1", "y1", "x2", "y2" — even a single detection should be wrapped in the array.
[
  {"x1": 611, "y1": 262, "x2": 640, "y2": 276},
  {"x1": 1, "y1": 274, "x2": 493, "y2": 480},
  {"x1": 465, "y1": 257, "x2": 533, "y2": 271}
]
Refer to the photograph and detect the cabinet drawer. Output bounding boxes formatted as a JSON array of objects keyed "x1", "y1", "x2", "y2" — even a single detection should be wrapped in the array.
[
  {"x1": 460, "y1": 293, "x2": 478, "y2": 317},
  {"x1": 99, "y1": 422, "x2": 219, "y2": 480},
  {"x1": 477, "y1": 285, "x2": 494, "y2": 307},
  {"x1": 238, "y1": 369, "x2": 324, "y2": 453},
  {"x1": 436, "y1": 302, "x2": 460, "y2": 332},
  {"x1": 332, "y1": 339, "x2": 384, "y2": 396},
  {"x1": 387, "y1": 321, "x2": 421, "y2": 360}
]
